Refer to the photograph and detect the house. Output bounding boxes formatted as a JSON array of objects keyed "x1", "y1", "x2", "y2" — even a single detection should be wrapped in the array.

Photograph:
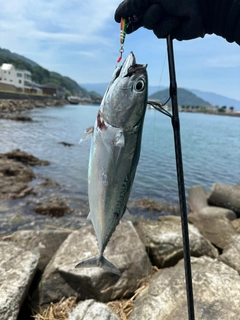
[
  {"x1": 41, "y1": 83, "x2": 64, "y2": 97},
  {"x1": 0, "y1": 63, "x2": 33, "y2": 93},
  {"x1": 206, "y1": 105, "x2": 218, "y2": 112}
]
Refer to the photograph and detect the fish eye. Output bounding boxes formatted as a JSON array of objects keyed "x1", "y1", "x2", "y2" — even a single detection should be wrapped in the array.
[{"x1": 134, "y1": 79, "x2": 145, "y2": 92}]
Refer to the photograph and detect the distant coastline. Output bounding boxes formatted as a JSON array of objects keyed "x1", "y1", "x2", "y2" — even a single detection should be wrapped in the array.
[{"x1": 180, "y1": 110, "x2": 240, "y2": 118}]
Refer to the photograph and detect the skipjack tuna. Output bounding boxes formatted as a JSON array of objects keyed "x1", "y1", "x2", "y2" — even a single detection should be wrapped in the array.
[{"x1": 76, "y1": 52, "x2": 148, "y2": 275}]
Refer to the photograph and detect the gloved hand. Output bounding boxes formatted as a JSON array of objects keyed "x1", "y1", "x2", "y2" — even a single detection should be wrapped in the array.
[{"x1": 115, "y1": 0, "x2": 240, "y2": 44}]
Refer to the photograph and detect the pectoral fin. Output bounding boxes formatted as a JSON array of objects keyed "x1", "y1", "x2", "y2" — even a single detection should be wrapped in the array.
[{"x1": 79, "y1": 126, "x2": 94, "y2": 143}]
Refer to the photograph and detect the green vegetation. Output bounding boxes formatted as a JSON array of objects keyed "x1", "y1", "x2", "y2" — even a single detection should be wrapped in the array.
[
  {"x1": 0, "y1": 47, "x2": 93, "y2": 97},
  {"x1": 0, "y1": 48, "x2": 39, "y2": 67},
  {"x1": 218, "y1": 106, "x2": 227, "y2": 113}
]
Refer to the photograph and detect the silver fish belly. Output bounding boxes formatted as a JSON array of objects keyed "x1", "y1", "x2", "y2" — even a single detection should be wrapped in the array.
[{"x1": 76, "y1": 52, "x2": 148, "y2": 275}]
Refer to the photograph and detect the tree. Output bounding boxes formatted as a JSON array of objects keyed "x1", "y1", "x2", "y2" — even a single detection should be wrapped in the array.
[
  {"x1": 218, "y1": 106, "x2": 227, "y2": 113},
  {"x1": 229, "y1": 106, "x2": 234, "y2": 112}
]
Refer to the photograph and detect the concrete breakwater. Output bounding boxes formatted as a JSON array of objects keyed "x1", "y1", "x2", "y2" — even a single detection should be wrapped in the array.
[{"x1": 0, "y1": 146, "x2": 240, "y2": 319}]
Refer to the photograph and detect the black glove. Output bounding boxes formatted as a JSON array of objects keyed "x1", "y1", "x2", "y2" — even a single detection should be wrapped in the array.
[{"x1": 115, "y1": 0, "x2": 240, "y2": 45}]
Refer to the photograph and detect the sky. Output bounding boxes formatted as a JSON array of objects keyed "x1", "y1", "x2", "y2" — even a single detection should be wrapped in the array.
[{"x1": 0, "y1": 0, "x2": 239, "y2": 100}]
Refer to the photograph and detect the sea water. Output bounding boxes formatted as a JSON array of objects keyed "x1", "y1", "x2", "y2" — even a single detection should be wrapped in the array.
[{"x1": 0, "y1": 104, "x2": 240, "y2": 206}]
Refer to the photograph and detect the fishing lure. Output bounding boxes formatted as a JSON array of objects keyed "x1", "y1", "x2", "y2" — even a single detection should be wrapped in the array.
[{"x1": 117, "y1": 18, "x2": 127, "y2": 63}]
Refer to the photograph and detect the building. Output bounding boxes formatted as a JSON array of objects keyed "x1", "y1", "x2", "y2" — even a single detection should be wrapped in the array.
[
  {"x1": 206, "y1": 105, "x2": 218, "y2": 112},
  {"x1": 41, "y1": 83, "x2": 64, "y2": 97},
  {"x1": 0, "y1": 63, "x2": 34, "y2": 93}
]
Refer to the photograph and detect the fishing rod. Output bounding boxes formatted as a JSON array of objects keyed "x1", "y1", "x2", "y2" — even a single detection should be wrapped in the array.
[{"x1": 166, "y1": 35, "x2": 195, "y2": 320}]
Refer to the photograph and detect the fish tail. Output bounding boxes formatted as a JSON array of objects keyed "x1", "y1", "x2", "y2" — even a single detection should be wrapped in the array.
[{"x1": 75, "y1": 255, "x2": 121, "y2": 276}]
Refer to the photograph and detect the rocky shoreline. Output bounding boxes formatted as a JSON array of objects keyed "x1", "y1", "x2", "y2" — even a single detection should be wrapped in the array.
[
  {"x1": 0, "y1": 146, "x2": 240, "y2": 319},
  {"x1": 0, "y1": 98, "x2": 66, "y2": 120}
]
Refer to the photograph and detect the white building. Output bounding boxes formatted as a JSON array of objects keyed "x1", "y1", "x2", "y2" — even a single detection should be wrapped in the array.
[{"x1": 0, "y1": 63, "x2": 33, "y2": 92}]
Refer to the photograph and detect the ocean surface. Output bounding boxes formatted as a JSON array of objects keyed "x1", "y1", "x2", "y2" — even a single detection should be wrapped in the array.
[{"x1": 1, "y1": 104, "x2": 240, "y2": 206}]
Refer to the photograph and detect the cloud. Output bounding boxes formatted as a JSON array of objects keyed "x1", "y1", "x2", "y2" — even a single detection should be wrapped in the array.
[
  {"x1": 0, "y1": 0, "x2": 120, "y2": 50},
  {"x1": 204, "y1": 54, "x2": 240, "y2": 68},
  {"x1": 0, "y1": 1, "x2": 239, "y2": 100}
]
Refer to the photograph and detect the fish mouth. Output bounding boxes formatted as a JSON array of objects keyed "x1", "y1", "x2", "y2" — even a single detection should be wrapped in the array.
[
  {"x1": 115, "y1": 52, "x2": 147, "y2": 80},
  {"x1": 103, "y1": 52, "x2": 147, "y2": 99}
]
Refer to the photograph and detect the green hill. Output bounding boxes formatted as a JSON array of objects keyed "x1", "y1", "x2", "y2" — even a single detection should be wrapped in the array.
[
  {"x1": 0, "y1": 48, "x2": 39, "y2": 67},
  {"x1": 149, "y1": 88, "x2": 210, "y2": 107},
  {"x1": 0, "y1": 47, "x2": 93, "y2": 97}
]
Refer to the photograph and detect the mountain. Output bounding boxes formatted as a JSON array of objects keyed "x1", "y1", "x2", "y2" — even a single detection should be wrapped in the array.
[
  {"x1": 149, "y1": 88, "x2": 210, "y2": 107},
  {"x1": 0, "y1": 47, "x2": 93, "y2": 97},
  {"x1": 189, "y1": 89, "x2": 240, "y2": 110},
  {"x1": 81, "y1": 82, "x2": 240, "y2": 110}
]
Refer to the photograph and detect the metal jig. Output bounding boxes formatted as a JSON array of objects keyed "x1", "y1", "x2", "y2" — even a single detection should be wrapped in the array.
[{"x1": 117, "y1": 18, "x2": 127, "y2": 63}]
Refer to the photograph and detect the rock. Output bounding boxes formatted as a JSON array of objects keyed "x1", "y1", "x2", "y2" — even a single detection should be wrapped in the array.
[
  {"x1": 207, "y1": 183, "x2": 240, "y2": 216},
  {"x1": 59, "y1": 141, "x2": 74, "y2": 147},
  {"x1": 4, "y1": 230, "x2": 71, "y2": 272},
  {"x1": 34, "y1": 198, "x2": 71, "y2": 217},
  {"x1": 0, "y1": 114, "x2": 33, "y2": 121},
  {"x1": 188, "y1": 185, "x2": 208, "y2": 214},
  {"x1": 0, "y1": 158, "x2": 35, "y2": 201},
  {"x1": 130, "y1": 198, "x2": 180, "y2": 215},
  {"x1": 35, "y1": 102, "x2": 46, "y2": 108},
  {"x1": 129, "y1": 256, "x2": 240, "y2": 320},
  {"x1": 232, "y1": 218, "x2": 240, "y2": 232},
  {"x1": 0, "y1": 241, "x2": 39, "y2": 320},
  {"x1": 199, "y1": 206, "x2": 236, "y2": 220},
  {"x1": 38, "y1": 177, "x2": 60, "y2": 187},
  {"x1": 188, "y1": 213, "x2": 237, "y2": 249},
  {"x1": 0, "y1": 99, "x2": 66, "y2": 115},
  {"x1": 3, "y1": 149, "x2": 50, "y2": 166},
  {"x1": 32, "y1": 221, "x2": 152, "y2": 307},
  {"x1": 135, "y1": 216, "x2": 218, "y2": 268},
  {"x1": 218, "y1": 235, "x2": 240, "y2": 273},
  {"x1": 0, "y1": 157, "x2": 34, "y2": 182},
  {"x1": 68, "y1": 300, "x2": 120, "y2": 320}
]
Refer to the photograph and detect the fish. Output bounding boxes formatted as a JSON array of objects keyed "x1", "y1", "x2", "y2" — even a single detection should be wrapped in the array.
[{"x1": 76, "y1": 52, "x2": 148, "y2": 275}]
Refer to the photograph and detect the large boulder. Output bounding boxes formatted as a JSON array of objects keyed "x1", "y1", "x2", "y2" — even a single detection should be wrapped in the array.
[
  {"x1": 218, "y1": 235, "x2": 240, "y2": 273},
  {"x1": 0, "y1": 241, "x2": 39, "y2": 320},
  {"x1": 207, "y1": 183, "x2": 240, "y2": 216},
  {"x1": 198, "y1": 206, "x2": 236, "y2": 220},
  {"x1": 135, "y1": 216, "x2": 218, "y2": 268},
  {"x1": 68, "y1": 300, "x2": 120, "y2": 320},
  {"x1": 4, "y1": 230, "x2": 71, "y2": 272},
  {"x1": 188, "y1": 213, "x2": 237, "y2": 249},
  {"x1": 188, "y1": 185, "x2": 208, "y2": 213},
  {"x1": 32, "y1": 221, "x2": 152, "y2": 307},
  {"x1": 129, "y1": 256, "x2": 240, "y2": 320}
]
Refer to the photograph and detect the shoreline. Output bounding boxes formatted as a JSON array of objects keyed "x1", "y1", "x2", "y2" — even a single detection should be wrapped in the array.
[
  {"x1": 0, "y1": 97, "x2": 67, "y2": 119},
  {"x1": 182, "y1": 110, "x2": 240, "y2": 117},
  {"x1": 1, "y1": 98, "x2": 240, "y2": 118}
]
